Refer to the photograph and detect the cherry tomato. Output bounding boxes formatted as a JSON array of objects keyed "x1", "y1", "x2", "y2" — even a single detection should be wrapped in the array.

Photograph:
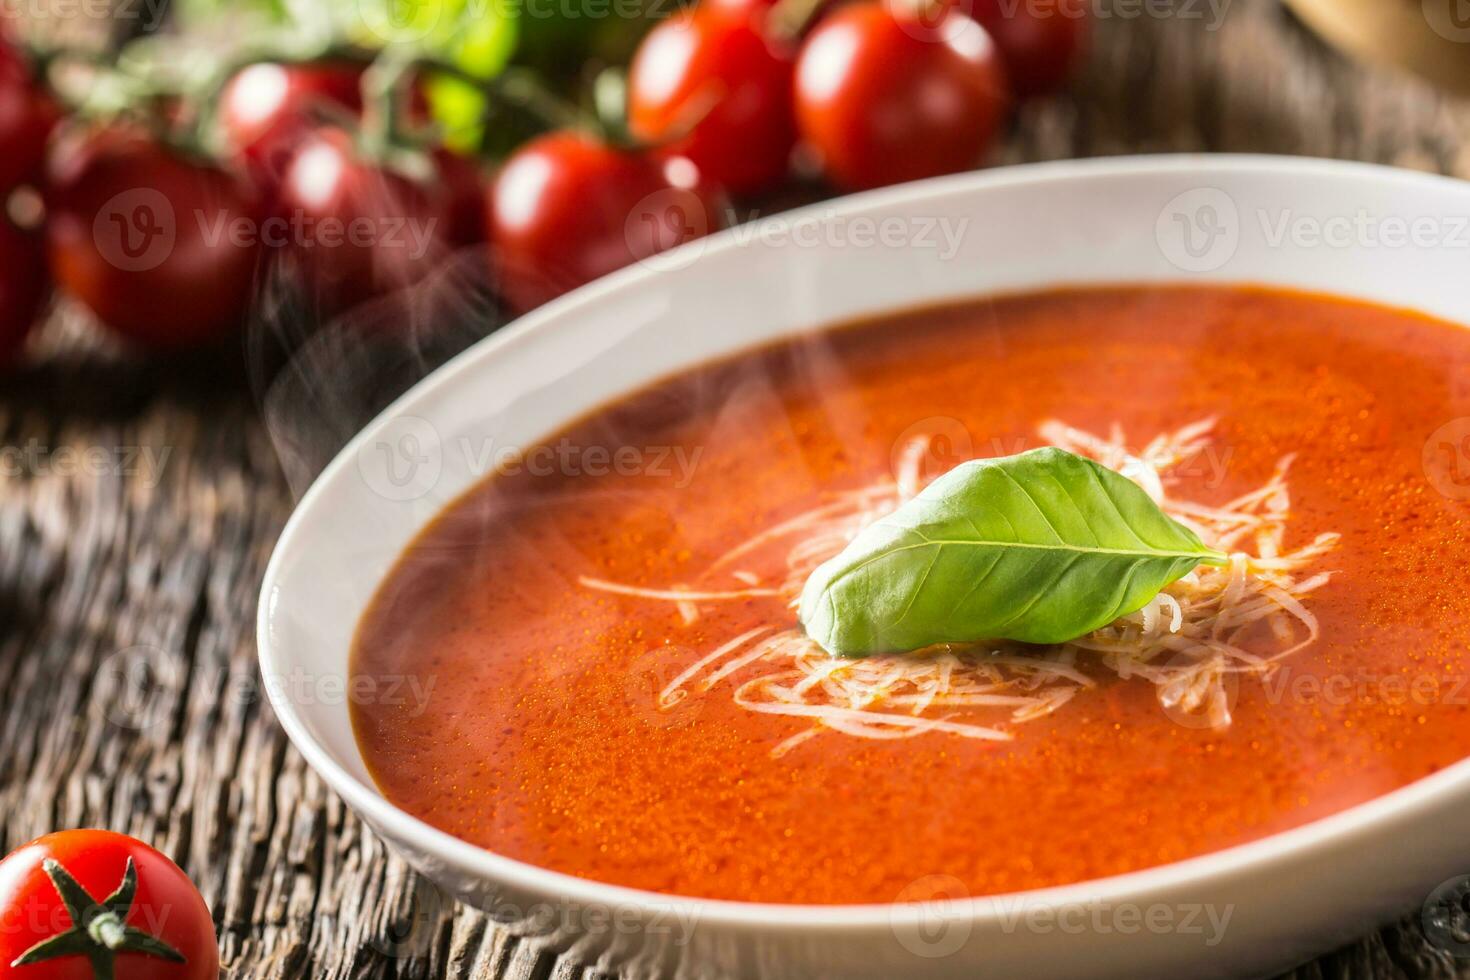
[
  {"x1": 0, "y1": 830, "x2": 218, "y2": 980},
  {"x1": 45, "y1": 130, "x2": 265, "y2": 348},
  {"x1": 0, "y1": 212, "x2": 48, "y2": 367},
  {"x1": 703, "y1": 0, "x2": 779, "y2": 19},
  {"x1": 434, "y1": 148, "x2": 487, "y2": 248},
  {"x1": 0, "y1": 39, "x2": 58, "y2": 193},
  {"x1": 489, "y1": 132, "x2": 722, "y2": 314},
  {"x1": 220, "y1": 62, "x2": 436, "y2": 192},
  {"x1": 628, "y1": 5, "x2": 796, "y2": 196},
  {"x1": 220, "y1": 62, "x2": 364, "y2": 185},
  {"x1": 794, "y1": 2, "x2": 1010, "y2": 191},
  {"x1": 969, "y1": 0, "x2": 1088, "y2": 98},
  {"x1": 275, "y1": 128, "x2": 452, "y2": 313}
]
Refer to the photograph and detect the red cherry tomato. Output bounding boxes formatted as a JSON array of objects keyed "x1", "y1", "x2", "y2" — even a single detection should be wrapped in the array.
[
  {"x1": 0, "y1": 830, "x2": 218, "y2": 980},
  {"x1": 628, "y1": 6, "x2": 796, "y2": 196},
  {"x1": 220, "y1": 62, "x2": 364, "y2": 185},
  {"x1": 489, "y1": 132, "x2": 722, "y2": 314},
  {"x1": 45, "y1": 130, "x2": 265, "y2": 348},
  {"x1": 220, "y1": 62, "x2": 435, "y2": 192},
  {"x1": 794, "y1": 2, "x2": 1010, "y2": 191},
  {"x1": 703, "y1": 0, "x2": 779, "y2": 18},
  {"x1": 0, "y1": 40, "x2": 58, "y2": 193},
  {"x1": 0, "y1": 211, "x2": 48, "y2": 367},
  {"x1": 275, "y1": 129, "x2": 452, "y2": 313},
  {"x1": 969, "y1": 0, "x2": 1087, "y2": 98},
  {"x1": 434, "y1": 148, "x2": 487, "y2": 248}
]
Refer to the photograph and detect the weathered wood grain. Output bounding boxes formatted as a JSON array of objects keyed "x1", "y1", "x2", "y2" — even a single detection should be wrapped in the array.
[{"x1": 3, "y1": 0, "x2": 1470, "y2": 977}]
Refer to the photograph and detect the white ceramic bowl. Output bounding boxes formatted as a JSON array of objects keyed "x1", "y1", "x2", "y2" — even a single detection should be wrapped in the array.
[{"x1": 259, "y1": 155, "x2": 1470, "y2": 980}]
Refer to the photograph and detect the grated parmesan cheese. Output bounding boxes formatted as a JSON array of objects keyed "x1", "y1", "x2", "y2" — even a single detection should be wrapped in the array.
[{"x1": 580, "y1": 420, "x2": 1339, "y2": 756}]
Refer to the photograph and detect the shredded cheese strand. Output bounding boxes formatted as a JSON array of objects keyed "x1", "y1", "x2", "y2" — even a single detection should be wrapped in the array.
[{"x1": 584, "y1": 419, "x2": 1338, "y2": 756}]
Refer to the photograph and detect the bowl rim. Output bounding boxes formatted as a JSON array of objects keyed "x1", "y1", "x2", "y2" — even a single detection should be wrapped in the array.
[{"x1": 259, "y1": 152, "x2": 1470, "y2": 931}]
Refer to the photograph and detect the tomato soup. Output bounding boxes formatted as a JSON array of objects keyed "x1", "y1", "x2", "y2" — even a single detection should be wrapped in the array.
[{"x1": 352, "y1": 286, "x2": 1470, "y2": 905}]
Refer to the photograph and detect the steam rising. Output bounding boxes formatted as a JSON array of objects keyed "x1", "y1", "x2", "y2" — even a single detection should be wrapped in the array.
[{"x1": 249, "y1": 248, "x2": 501, "y2": 499}]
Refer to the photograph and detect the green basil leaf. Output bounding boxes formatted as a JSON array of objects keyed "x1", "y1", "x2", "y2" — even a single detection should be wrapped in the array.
[{"x1": 798, "y1": 447, "x2": 1227, "y2": 656}]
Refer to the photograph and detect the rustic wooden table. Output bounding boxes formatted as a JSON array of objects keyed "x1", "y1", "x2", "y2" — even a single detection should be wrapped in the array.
[{"x1": 4, "y1": 0, "x2": 1470, "y2": 976}]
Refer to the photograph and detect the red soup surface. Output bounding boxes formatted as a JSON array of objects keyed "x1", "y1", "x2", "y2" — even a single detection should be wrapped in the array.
[{"x1": 352, "y1": 285, "x2": 1470, "y2": 905}]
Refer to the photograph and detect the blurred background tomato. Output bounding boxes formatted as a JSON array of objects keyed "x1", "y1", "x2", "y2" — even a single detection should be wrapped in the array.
[{"x1": 0, "y1": 0, "x2": 1103, "y2": 371}]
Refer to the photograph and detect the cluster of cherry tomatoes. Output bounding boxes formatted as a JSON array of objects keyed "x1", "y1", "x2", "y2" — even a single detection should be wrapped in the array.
[
  {"x1": 504, "y1": 0, "x2": 1087, "y2": 309},
  {"x1": 0, "y1": 42, "x2": 489, "y2": 361},
  {"x1": 0, "y1": 0, "x2": 1086, "y2": 367}
]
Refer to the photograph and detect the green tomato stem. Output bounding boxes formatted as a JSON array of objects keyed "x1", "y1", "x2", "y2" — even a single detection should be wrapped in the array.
[{"x1": 88, "y1": 912, "x2": 128, "y2": 950}]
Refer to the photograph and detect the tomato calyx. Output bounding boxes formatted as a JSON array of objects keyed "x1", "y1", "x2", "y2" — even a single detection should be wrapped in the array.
[{"x1": 11, "y1": 857, "x2": 186, "y2": 979}]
